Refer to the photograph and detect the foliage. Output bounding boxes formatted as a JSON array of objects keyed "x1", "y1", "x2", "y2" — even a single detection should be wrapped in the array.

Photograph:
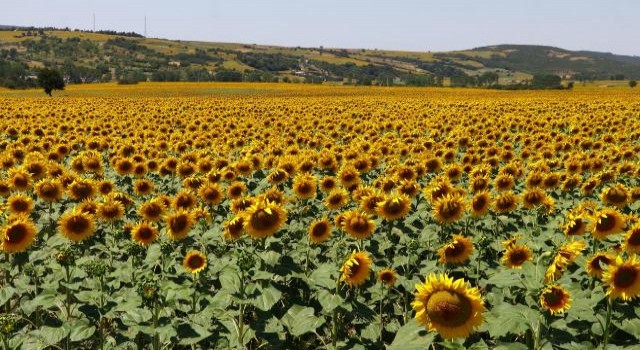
[{"x1": 36, "y1": 67, "x2": 65, "y2": 95}]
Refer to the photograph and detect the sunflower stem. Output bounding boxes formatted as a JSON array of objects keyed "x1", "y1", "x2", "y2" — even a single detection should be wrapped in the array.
[
  {"x1": 1, "y1": 334, "x2": 10, "y2": 350},
  {"x1": 602, "y1": 298, "x2": 613, "y2": 350},
  {"x1": 378, "y1": 283, "x2": 385, "y2": 345},
  {"x1": 152, "y1": 298, "x2": 160, "y2": 350},
  {"x1": 4, "y1": 254, "x2": 12, "y2": 313}
]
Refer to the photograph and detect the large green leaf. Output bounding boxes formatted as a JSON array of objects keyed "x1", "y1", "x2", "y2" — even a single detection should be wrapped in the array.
[
  {"x1": 316, "y1": 289, "x2": 343, "y2": 312},
  {"x1": 280, "y1": 304, "x2": 325, "y2": 337},
  {"x1": 252, "y1": 284, "x2": 282, "y2": 311},
  {"x1": 387, "y1": 319, "x2": 435, "y2": 350},
  {"x1": 65, "y1": 319, "x2": 96, "y2": 342},
  {"x1": 483, "y1": 303, "x2": 542, "y2": 339}
]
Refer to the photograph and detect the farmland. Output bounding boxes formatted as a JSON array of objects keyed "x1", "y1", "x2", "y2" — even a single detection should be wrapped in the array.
[{"x1": 0, "y1": 83, "x2": 640, "y2": 349}]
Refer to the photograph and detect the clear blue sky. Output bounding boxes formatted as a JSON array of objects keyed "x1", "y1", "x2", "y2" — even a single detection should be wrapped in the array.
[{"x1": 2, "y1": 0, "x2": 639, "y2": 55}]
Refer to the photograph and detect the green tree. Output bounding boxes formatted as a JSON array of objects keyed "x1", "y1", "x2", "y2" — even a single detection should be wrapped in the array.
[
  {"x1": 531, "y1": 74, "x2": 562, "y2": 89},
  {"x1": 37, "y1": 67, "x2": 65, "y2": 96},
  {"x1": 630, "y1": 80, "x2": 638, "y2": 88}
]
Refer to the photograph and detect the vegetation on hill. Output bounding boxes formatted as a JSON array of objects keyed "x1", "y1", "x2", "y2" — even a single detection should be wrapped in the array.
[{"x1": 1, "y1": 27, "x2": 639, "y2": 90}]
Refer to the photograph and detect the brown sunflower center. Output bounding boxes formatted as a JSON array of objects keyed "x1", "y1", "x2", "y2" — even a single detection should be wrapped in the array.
[
  {"x1": 12, "y1": 175, "x2": 29, "y2": 188},
  {"x1": 101, "y1": 204, "x2": 122, "y2": 218},
  {"x1": 596, "y1": 215, "x2": 616, "y2": 232},
  {"x1": 566, "y1": 219, "x2": 584, "y2": 235},
  {"x1": 66, "y1": 215, "x2": 90, "y2": 234},
  {"x1": 187, "y1": 255, "x2": 204, "y2": 269},
  {"x1": 605, "y1": 189, "x2": 627, "y2": 204},
  {"x1": 5, "y1": 224, "x2": 27, "y2": 243},
  {"x1": 440, "y1": 202, "x2": 462, "y2": 220},
  {"x1": 542, "y1": 288, "x2": 564, "y2": 307},
  {"x1": 613, "y1": 266, "x2": 639, "y2": 289},
  {"x1": 445, "y1": 241, "x2": 466, "y2": 258},
  {"x1": 472, "y1": 196, "x2": 487, "y2": 211},
  {"x1": 590, "y1": 256, "x2": 611, "y2": 271},
  {"x1": 72, "y1": 184, "x2": 93, "y2": 199},
  {"x1": 311, "y1": 222, "x2": 329, "y2": 237},
  {"x1": 229, "y1": 186, "x2": 243, "y2": 197},
  {"x1": 426, "y1": 290, "x2": 473, "y2": 328},
  {"x1": 627, "y1": 230, "x2": 640, "y2": 246},
  {"x1": 137, "y1": 227, "x2": 154, "y2": 240},
  {"x1": 251, "y1": 210, "x2": 279, "y2": 231},
  {"x1": 508, "y1": 249, "x2": 529, "y2": 266},
  {"x1": 379, "y1": 271, "x2": 394, "y2": 283},
  {"x1": 297, "y1": 182, "x2": 314, "y2": 195},
  {"x1": 40, "y1": 184, "x2": 59, "y2": 198},
  {"x1": 329, "y1": 194, "x2": 344, "y2": 205},
  {"x1": 383, "y1": 200, "x2": 404, "y2": 215},
  {"x1": 203, "y1": 188, "x2": 220, "y2": 201},
  {"x1": 170, "y1": 215, "x2": 189, "y2": 232},
  {"x1": 11, "y1": 199, "x2": 30, "y2": 212},
  {"x1": 346, "y1": 259, "x2": 361, "y2": 278},
  {"x1": 348, "y1": 217, "x2": 369, "y2": 233}
]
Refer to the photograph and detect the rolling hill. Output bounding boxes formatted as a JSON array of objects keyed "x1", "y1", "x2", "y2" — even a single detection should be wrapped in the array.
[{"x1": 1, "y1": 26, "x2": 639, "y2": 89}]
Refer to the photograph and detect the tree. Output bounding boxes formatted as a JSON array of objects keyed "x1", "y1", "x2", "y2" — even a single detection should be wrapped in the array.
[
  {"x1": 630, "y1": 80, "x2": 638, "y2": 88},
  {"x1": 531, "y1": 74, "x2": 562, "y2": 89},
  {"x1": 37, "y1": 68, "x2": 65, "y2": 96}
]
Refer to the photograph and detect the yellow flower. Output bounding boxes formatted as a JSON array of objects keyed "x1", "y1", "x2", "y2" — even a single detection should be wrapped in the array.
[
  {"x1": 242, "y1": 199, "x2": 287, "y2": 239},
  {"x1": 540, "y1": 284, "x2": 571, "y2": 314},
  {"x1": 183, "y1": 250, "x2": 207, "y2": 274},
  {"x1": 1, "y1": 216, "x2": 37, "y2": 253},
  {"x1": 377, "y1": 268, "x2": 398, "y2": 287},
  {"x1": 412, "y1": 273, "x2": 485, "y2": 339},
  {"x1": 375, "y1": 193, "x2": 411, "y2": 220},
  {"x1": 340, "y1": 251, "x2": 372, "y2": 287},
  {"x1": 308, "y1": 218, "x2": 332, "y2": 244},
  {"x1": 602, "y1": 255, "x2": 640, "y2": 301}
]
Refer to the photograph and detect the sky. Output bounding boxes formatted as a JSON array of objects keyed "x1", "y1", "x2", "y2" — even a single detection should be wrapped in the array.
[{"x1": 1, "y1": 0, "x2": 639, "y2": 56}]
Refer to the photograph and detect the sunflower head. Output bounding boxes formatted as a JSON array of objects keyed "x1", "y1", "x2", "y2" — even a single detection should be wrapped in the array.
[
  {"x1": 437, "y1": 235, "x2": 474, "y2": 265},
  {"x1": 375, "y1": 193, "x2": 411, "y2": 220},
  {"x1": 292, "y1": 173, "x2": 317, "y2": 199},
  {"x1": 97, "y1": 197, "x2": 125, "y2": 222},
  {"x1": 540, "y1": 284, "x2": 571, "y2": 314},
  {"x1": 586, "y1": 252, "x2": 615, "y2": 278},
  {"x1": 623, "y1": 223, "x2": 640, "y2": 253},
  {"x1": 131, "y1": 221, "x2": 158, "y2": 246},
  {"x1": 35, "y1": 179, "x2": 64, "y2": 202},
  {"x1": 325, "y1": 188, "x2": 350, "y2": 210},
  {"x1": 592, "y1": 208, "x2": 625, "y2": 240},
  {"x1": 493, "y1": 191, "x2": 519, "y2": 213},
  {"x1": 340, "y1": 251, "x2": 372, "y2": 287},
  {"x1": 139, "y1": 199, "x2": 166, "y2": 222},
  {"x1": 563, "y1": 214, "x2": 588, "y2": 236},
  {"x1": 308, "y1": 218, "x2": 332, "y2": 244},
  {"x1": 412, "y1": 273, "x2": 485, "y2": 339},
  {"x1": 183, "y1": 250, "x2": 207, "y2": 274},
  {"x1": 7, "y1": 194, "x2": 33, "y2": 215},
  {"x1": 601, "y1": 184, "x2": 629, "y2": 208},
  {"x1": 1, "y1": 215, "x2": 37, "y2": 253},
  {"x1": 432, "y1": 194, "x2": 466, "y2": 224},
  {"x1": 164, "y1": 210, "x2": 195, "y2": 240},
  {"x1": 602, "y1": 255, "x2": 640, "y2": 301},
  {"x1": 341, "y1": 210, "x2": 375, "y2": 240},
  {"x1": 59, "y1": 208, "x2": 96, "y2": 242},
  {"x1": 223, "y1": 217, "x2": 245, "y2": 241},
  {"x1": 502, "y1": 245, "x2": 532, "y2": 269},
  {"x1": 377, "y1": 268, "x2": 398, "y2": 287},
  {"x1": 242, "y1": 199, "x2": 287, "y2": 239}
]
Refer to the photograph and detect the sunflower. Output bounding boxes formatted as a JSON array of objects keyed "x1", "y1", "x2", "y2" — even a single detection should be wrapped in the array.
[
  {"x1": 319, "y1": 176, "x2": 338, "y2": 192},
  {"x1": 131, "y1": 221, "x2": 158, "y2": 246},
  {"x1": 338, "y1": 165, "x2": 360, "y2": 188},
  {"x1": 223, "y1": 217, "x2": 245, "y2": 241},
  {"x1": 377, "y1": 268, "x2": 398, "y2": 287},
  {"x1": 173, "y1": 190, "x2": 197, "y2": 210},
  {"x1": 59, "y1": 208, "x2": 95, "y2": 242},
  {"x1": 592, "y1": 208, "x2": 625, "y2": 240},
  {"x1": 292, "y1": 173, "x2": 317, "y2": 199},
  {"x1": 437, "y1": 235, "x2": 474, "y2": 264},
  {"x1": 133, "y1": 179, "x2": 155, "y2": 196},
  {"x1": 139, "y1": 199, "x2": 166, "y2": 222},
  {"x1": 308, "y1": 218, "x2": 332, "y2": 244},
  {"x1": 601, "y1": 184, "x2": 629, "y2": 208},
  {"x1": 432, "y1": 194, "x2": 466, "y2": 224},
  {"x1": 544, "y1": 240, "x2": 587, "y2": 282},
  {"x1": 7, "y1": 194, "x2": 33, "y2": 215},
  {"x1": 412, "y1": 273, "x2": 485, "y2": 339},
  {"x1": 586, "y1": 252, "x2": 615, "y2": 278},
  {"x1": 35, "y1": 179, "x2": 64, "y2": 202},
  {"x1": 623, "y1": 223, "x2": 640, "y2": 253},
  {"x1": 540, "y1": 284, "x2": 571, "y2": 314},
  {"x1": 360, "y1": 190, "x2": 386, "y2": 214},
  {"x1": 492, "y1": 191, "x2": 519, "y2": 213},
  {"x1": 563, "y1": 213, "x2": 588, "y2": 236},
  {"x1": 470, "y1": 191, "x2": 491, "y2": 218},
  {"x1": 8, "y1": 168, "x2": 31, "y2": 191},
  {"x1": 325, "y1": 188, "x2": 350, "y2": 210},
  {"x1": 96, "y1": 197, "x2": 125, "y2": 222},
  {"x1": 242, "y1": 199, "x2": 287, "y2": 239},
  {"x1": 494, "y1": 174, "x2": 515, "y2": 191},
  {"x1": 602, "y1": 255, "x2": 640, "y2": 301},
  {"x1": 342, "y1": 210, "x2": 376, "y2": 240},
  {"x1": 198, "y1": 182, "x2": 224, "y2": 205},
  {"x1": 502, "y1": 245, "x2": 533, "y2": 269},
  {"x1": 340, "y1": 251, "x2": 372, "y2": 287},
  {"x1": 375, "y1": 193, "x2": 411, "y2": 220},
  {"x1": 1, "y1": 216, "x2": 37, "y2": 253},
  {"x1": 267, "y1": 169, "x2": 289, "y2": 185},
  {"x1": 522, "y1": 188, "x2": 548, "y2": 209},
  {"x1": 97, "y1": 180, "x2": 114, "y2": 196},
  {"x1": 165, "y1": 210, "x2": 195, "y2": 240},
  {"x1": 225, "y1": 181, "x2": 246, "y2": 200},
  {"x1": 183, "y1": 250, "x2": 207, "y2": 274},
  {"x1": 68, "y1": 178, "x2": 97, "y2": 201}
]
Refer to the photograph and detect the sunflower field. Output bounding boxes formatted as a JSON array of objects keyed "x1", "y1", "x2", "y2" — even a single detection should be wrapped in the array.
[{"x1": 0, "y1": 83, "x2": 640, "y2": 349}]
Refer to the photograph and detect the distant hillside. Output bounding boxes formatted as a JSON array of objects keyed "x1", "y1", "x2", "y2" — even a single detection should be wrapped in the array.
[{"x1": 1, "y1": 27, "x2": 639, "y2": 89}]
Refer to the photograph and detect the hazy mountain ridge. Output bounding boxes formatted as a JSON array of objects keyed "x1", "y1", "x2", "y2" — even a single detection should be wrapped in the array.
[{"x1": 1, "y1": 27, "x2": 638, "y2": 89}]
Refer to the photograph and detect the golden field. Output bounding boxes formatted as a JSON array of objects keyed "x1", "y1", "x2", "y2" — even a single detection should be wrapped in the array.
[{"x1": 0, "y1": 82, "x2": 640, "y2": 349}]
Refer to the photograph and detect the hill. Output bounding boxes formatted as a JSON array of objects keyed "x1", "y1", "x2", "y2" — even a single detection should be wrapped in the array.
[{"x1": 1, "y1": 27, "x2": 639, "y2": 89}]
